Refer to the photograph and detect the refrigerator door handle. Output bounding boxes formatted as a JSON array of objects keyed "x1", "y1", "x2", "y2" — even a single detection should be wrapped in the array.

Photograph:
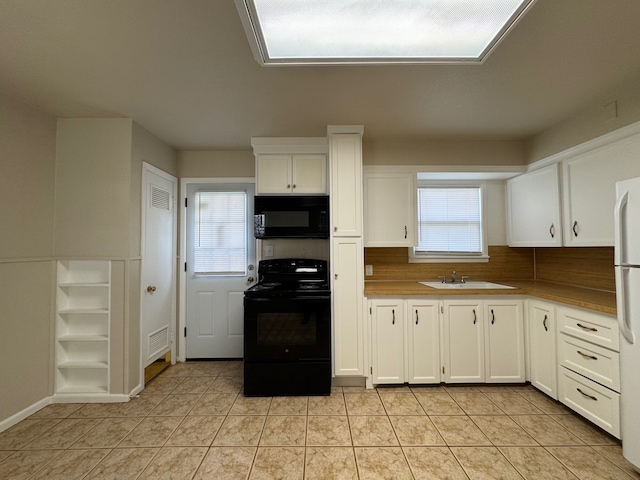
[
  {"x1": 616, "y1": 267, "x2": 635, "y2": 344},
  {"x1": 614, "y1": 190, "x2": 629, "y2": 266}
]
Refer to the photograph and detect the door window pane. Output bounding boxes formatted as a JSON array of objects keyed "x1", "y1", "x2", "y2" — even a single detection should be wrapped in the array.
[{"x1": 194, "y1": 191, "x2": 247, "y2": 274}]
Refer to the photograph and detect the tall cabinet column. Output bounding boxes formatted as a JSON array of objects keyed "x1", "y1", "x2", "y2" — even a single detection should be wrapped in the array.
[{"x1": 328, "y1": 126, "x2": 365, "y2": 377}]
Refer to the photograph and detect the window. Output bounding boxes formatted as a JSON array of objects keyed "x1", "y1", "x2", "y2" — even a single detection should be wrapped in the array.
[
  {"x1": 410, "y1": 184, "x2": 488, "y2": 263},
  {"x1": 193, "y1": 191, "x2": 247, "y2": 275}
]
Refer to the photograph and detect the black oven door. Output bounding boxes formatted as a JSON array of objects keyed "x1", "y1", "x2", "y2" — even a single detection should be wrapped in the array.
[{"x1": 244, "y1": 295, "x2": 331, "y2": 362}]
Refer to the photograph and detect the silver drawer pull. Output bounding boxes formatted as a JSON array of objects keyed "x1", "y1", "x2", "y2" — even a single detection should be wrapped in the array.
[
  {"x1": 576, "y1": 323, "x2": 598, "y2": 332},
  {"x1": 577, "y1": 350, "x2": 598, "y2": 360},
  {"x1": 576, "y1": 388, "x2": 598, "y2": 401}
]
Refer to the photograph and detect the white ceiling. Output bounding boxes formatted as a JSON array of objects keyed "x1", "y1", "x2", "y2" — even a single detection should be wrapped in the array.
[{"x1": 1, "y1": 0, "x2": 640, "y2": 150}]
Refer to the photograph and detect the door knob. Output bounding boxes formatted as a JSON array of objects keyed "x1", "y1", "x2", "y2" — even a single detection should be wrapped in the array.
[{"x1": 147, "y1": 285, "x2": 156, "y2": 293}]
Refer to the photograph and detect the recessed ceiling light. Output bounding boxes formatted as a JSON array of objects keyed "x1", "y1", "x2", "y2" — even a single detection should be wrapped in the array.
[{"x1": 235, "y1": 0, "x2": 536, "y2": 66}]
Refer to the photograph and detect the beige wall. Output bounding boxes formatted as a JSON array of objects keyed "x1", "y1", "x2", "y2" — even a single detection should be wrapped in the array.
[
  {"x1": 0, "y1": 94, "x2": 56, "y2": 258},
  {"x1": 526, "y1": 78, "x2": 640, "y2": 163},
  {"x1": 54, "y1": 119, "x2": 133, "y2": 258},
  {"x1": 0, "y1": 94, "x2": 56, "y2": 423},
  {"x1": 363, "y1": 138, "x2": 526, "y2": 166},
  {"x1": 178, "y1": 150, "x2": 255, "y2": 178}
]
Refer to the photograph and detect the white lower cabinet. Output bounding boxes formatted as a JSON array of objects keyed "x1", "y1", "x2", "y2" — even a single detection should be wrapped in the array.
[
  {"x1": 370, "y1": 298, "x2": 440, "y2": 385},
  {"x1": 443, "y1": 300, "x2": 485, "y2": 383},
  {"x1": 406, "y1": 300, "x2": 440, "y2": 384},
  {"x1": 555, "y1": 304, "x2": 620, "y2": 438},
  {"x1": 371, "y1": 299, "x2": 405, "y2": 384},
  {"x1": 484, "y1": 300, "x2": 525, "y2": 383},
  {"x1": 528, "y1": 300, "x2": 558, "y2": 398}
]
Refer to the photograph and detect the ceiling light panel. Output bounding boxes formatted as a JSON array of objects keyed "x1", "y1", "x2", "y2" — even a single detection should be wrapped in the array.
[{"x1": 235, "y1": 0, "x2": 536, "y2": 65}]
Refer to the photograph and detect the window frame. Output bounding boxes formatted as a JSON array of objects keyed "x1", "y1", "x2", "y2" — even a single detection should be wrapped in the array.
[{"x1": 409, "y1": 180, "x2": 490, "y2": 263}]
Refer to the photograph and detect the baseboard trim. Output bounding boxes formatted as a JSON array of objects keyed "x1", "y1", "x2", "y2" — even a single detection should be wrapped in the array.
[
  {"x1": 129, "y1": 383, "x2": 144, "y2": 397},
  {"x1": 0, "y1": 397, "x2": 52, "y2": 434}
]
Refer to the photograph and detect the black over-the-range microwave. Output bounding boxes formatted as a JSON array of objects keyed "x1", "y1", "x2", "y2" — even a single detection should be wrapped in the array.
[{"x1": 254, "y1": 195, "x2": 330, "y2": 239}]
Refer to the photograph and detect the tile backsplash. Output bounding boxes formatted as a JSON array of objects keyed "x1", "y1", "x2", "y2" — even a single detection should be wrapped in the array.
[{"x1": 364, "y1": 245, "x2": 615, "y2": 292}]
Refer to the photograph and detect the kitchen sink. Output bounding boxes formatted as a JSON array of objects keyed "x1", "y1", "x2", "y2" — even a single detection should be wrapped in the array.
[{"x1": 419, "y1": 281, "x2": 515, "y2": 290}]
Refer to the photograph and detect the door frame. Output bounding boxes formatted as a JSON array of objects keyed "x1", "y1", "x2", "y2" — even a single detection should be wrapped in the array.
[
  {"x1": 178, "y1": 177, "x2": 257, "y2": 362},
  {"x1": 140, "y1": 162, "x2": 178, "y2": 378}
]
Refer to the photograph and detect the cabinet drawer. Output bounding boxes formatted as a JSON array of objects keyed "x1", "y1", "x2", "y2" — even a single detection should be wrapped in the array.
[
  {"x1": 558, "y1": 307, "x2": 619, "y2": 351},
  {"x1": 558, "y1": 367, "x2": 620, "y2": 438},
  {"x1": 558, "y1": 334, "x2": 620, "y2": 392}
]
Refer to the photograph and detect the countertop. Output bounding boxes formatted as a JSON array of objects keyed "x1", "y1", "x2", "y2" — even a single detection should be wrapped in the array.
[{"x1": 364, "y1": 280, "x2": 617, "y2": 315}]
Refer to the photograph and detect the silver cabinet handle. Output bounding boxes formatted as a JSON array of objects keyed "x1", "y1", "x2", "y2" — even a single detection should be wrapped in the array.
[
  {"x1": 404, "y1": 226, "x2": 407, "y2": 239},
  {"x1": 491, "y1": 309, "x2": 495, "y2": 325},
  {"x1": 392, "y1": 309, "x2": 395, "y2": 325},
  {"x1": 473, "y1": 309, "x2": 477, "y2": 325},
  {"x1": 549, "y1": 223, "x2": 555, "y2": 238},
  {"x1": 577, "y1": 388, "x2": 598, "y2": 401},
  {"x1": 543, "y1": 314, "x2": 548, "y2": 332},
  {"x1": 415, "y1": 309, "x2": 419, "y2": 325},
  {"x1": 573, "y1": 220, "x2": 578, "y2": 237},
  {"x1": 577, "y1": 350, "x2": 598, "y2": 360},
  {"x1": 577, "y1": 323, "x2": 597, "y2": 332}
]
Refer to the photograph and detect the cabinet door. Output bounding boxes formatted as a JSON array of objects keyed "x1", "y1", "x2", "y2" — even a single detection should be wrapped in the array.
[
  {"x1": 507, "y1": 164, "x2": 562, "y2": 247},
  {"x1": 332, "y1": 238, "x2": 364, "y2": 376},
  {"x1": 292, "y1": 154, "x2": 327, "y2": 194},
  {"x1": 484, "y1": 300, "x2": 525, "y2": 383},
  {"x1": 528, "y1": 301, "x2": 558, "y2": 398},
  {"x1": 406, "y1": 300, "x2": 440, "y2": 384},
  {"x1": 256, "y1": 155, "x2": 292, "y2": 194},
  {"x1": 330, "y1": 133, "x2": 362, "y2": 237},
  {"x1": 371, "y1": 300, "x2": 405, "y2": 384},
  {"x1": 563, "y1": 133, "x2": 640, "y2": 246},
  {"x1": 364, "y1": 173, "x2": 416, "y2": 247},
  {"x1": 443, "y1": 301, "x2": 484, "y2": 383}
]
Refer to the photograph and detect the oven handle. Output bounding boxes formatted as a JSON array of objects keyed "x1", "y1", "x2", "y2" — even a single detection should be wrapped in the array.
[{"x1": 245, "y1": 295, "x2": 331, "y2": 303}]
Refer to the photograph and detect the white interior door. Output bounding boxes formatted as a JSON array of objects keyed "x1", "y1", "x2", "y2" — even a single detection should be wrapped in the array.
[
  {"x1": 186, "y1": 183, "x2": 256, "y2": 359},
  {"x1": 141, "y1": 164, "x2": 177, "y2": 368}
]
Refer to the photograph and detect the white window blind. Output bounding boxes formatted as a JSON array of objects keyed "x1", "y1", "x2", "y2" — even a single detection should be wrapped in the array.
[
  {"x1": 194, "y1": 191, "x2": 247, "y2": 275},
  {"x1": 417, "y1": 187, "x2": 483, "y2": 254}
]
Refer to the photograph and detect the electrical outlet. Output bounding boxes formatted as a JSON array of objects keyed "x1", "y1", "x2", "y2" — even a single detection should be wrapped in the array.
[
  {"x1": 365, "y1": 265, "x2": 373, "y2": 276},
  {"x1": 264, "y1": 244, "x2": 274, "y2": 257}
]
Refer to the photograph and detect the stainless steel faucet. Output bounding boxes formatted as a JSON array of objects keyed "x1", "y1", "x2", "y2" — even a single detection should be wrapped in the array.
[{"x1": 439, "y1": 271, "x2": 469, "y2": 284}]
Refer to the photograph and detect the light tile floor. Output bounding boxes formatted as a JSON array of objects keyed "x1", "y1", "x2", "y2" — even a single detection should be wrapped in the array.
[{"x1": 1, "y1": 361, "x2": 639, "y2": 479}]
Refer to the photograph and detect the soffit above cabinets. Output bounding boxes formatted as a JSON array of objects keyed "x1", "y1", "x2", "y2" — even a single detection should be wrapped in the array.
[{"x1": 235, "y1": 0, "x2": 536, "y2": 66}]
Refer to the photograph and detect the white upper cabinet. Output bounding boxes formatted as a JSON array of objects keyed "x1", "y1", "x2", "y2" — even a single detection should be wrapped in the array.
[
  {"x1": 562, "y1": 132, "x2": 640, "y2": 246},
  {"x1": 251, "y1": 137, "x2": 329, "y2": 195},
  {"x1": 364, "y1": 171, "x2": 417, "y2": 247},
  {"x1": 330, "y1": 132, "x2": 363, "y2": 236},
  {"x1": 256, "y1": 154, "x2": 327, "y2": 194},
  {"x1": 507, "y1": 164, "x2": 562, "y2": 247}
]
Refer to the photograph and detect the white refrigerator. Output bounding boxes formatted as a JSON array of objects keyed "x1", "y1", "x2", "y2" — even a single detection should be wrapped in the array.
[{"x1": 615, "y1": 176, "x2": 640, "y2": 470}]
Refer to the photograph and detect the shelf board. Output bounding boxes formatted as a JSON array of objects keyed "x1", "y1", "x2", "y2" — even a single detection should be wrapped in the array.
[
  {"x1": 57, "y1": 385, "x2": 108, "y2": 394},
  {"x1": 59, "y1": 282, "x2": 109, "y2": 288},
  {"x1": 58, "y1": 309, "x2": 109, "y2": 315},
  {"x1": 57, "y1": 361, "x2": 108, "y2": 369},
  {"x1": 58, "y1": 335, "x2": 108, "y2": 342}
]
